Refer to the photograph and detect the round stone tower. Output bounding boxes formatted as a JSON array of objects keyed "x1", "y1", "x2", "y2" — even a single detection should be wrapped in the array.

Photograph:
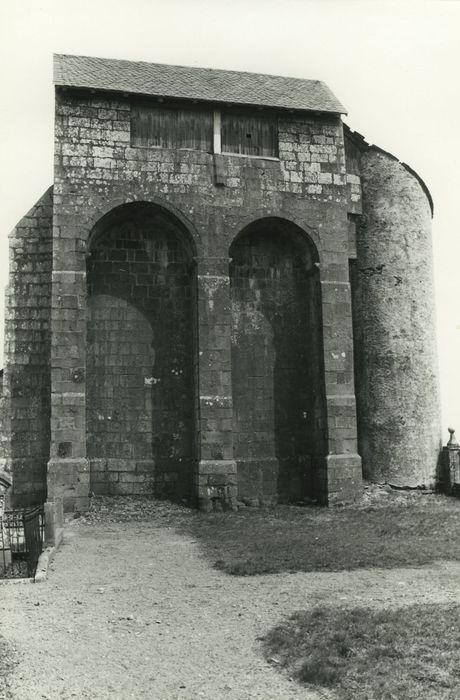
[{"x1": 351, "y1": 146, "x2": 441, "y2": 487}]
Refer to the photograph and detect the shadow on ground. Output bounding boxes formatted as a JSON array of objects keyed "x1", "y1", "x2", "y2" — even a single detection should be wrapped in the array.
[{"x1": 82, "y1": 488, "x2": 460, "y2": 576}]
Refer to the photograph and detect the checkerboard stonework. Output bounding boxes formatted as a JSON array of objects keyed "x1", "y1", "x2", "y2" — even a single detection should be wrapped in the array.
[{"x1": 0, "y1": 54, "x2": 441, "y2": 514}]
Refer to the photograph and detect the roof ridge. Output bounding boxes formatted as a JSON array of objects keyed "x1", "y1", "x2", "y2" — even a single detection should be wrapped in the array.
[
  {"x1": 52, "y1": 54, "x2": 347, "y2": 115},
  {"x1": 53, "y1": 53, "x2": 325, "y2": 85}
]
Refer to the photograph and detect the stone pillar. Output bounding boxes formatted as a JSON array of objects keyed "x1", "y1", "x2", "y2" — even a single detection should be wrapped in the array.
[
  {"x1": 195, "y1": 258, "x2": 237, "y2": 510},
  {"x1": 47, "y1": 265, "x2": 89, "y2": 513},
  {"x1": 317, "y1": 272, "x2": 362, "y2": 504}
]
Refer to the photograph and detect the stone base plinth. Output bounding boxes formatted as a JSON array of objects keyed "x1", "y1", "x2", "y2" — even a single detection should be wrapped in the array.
[
  {"x1": 196, "y1": 460, "x2": 237, "y2": 511},
  {"x1": 235, "y1": 456, "x2": 315, "y2": 504},
  {"x1": 315, "y1": 454, "x2": 363, "y2": 505},
  {"x1": 44, "y1": 499, "x2": 64, "y2": 547},
  {"x1": 47, "y1": 458, "x2": 90, "y2": 513}
]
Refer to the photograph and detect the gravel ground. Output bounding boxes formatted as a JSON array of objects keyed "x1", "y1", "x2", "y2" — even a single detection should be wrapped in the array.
[{"x1": 1, "y1": 498, "x2": 460, "y2": 700}]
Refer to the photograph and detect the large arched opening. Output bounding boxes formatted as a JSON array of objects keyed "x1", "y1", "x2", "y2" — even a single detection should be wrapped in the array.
[
  {"x1": 229, "y1": 217, "x2": 326, "y2": 503},
  {"x1": 86, "y1": 201, "x2": 196, "y2": 501}
]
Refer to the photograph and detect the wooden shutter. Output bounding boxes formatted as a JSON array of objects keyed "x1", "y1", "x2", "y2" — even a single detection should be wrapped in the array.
[
  {"x1": 221, "y1": 111, "x2": 278, "y2": 157},
  {"x1": 131, "y1": 104, "x2": 213, "y2": 151}
]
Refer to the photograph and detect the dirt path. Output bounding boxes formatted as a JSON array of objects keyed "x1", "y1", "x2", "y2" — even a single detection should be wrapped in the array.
[{"x1": 1, "y1": 516, "x2": 460, "y2": 700}]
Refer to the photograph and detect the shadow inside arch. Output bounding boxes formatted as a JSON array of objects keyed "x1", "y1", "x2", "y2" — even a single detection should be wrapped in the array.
[
  {"x1": 87, "y1": 200, "x2": 197, "y2": 261},
  {"x1": 86, "y1": 200, "x2": 197, "y2": 503},
  {"x1": 229, "y1": 216, "x2": 327, "y2": 504}
]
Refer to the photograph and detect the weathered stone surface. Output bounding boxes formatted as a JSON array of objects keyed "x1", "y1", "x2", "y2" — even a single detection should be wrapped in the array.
[
  {"x1": 350, "y1": 147, "x2": 441, "y2": 488},
  {"x1": 0, "y1": 66, "x2": 440, "y2": 510},
  {"x1": 86, "y1": 203, "x2": 194, "y2": 500},
  {"x1": 0, "y1": 189, "x2": 52, "y2": 507},
  {"x1": 230, "y1": 219, "x2": 326, "y2": 503}
]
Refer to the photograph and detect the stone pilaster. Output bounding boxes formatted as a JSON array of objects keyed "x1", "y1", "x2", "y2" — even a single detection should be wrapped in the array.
[
  {"x1": 47, "y1": 267, "x2": 89, "y2": 512},
  {"x1": 317, "y1": 271, "x2": 362, "y2": 504},
  {"x1": 195, "y1": 257, "x2": 237, "y2": 510}
]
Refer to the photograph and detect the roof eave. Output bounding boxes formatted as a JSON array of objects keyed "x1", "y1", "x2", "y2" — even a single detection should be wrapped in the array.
[{"x1": 54, "y1": 83, "x2": 347, "y2": 117}]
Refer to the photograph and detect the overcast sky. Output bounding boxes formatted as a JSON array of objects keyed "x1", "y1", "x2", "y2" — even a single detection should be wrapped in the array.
[{"x1": 0, "y1": 0, "x2": 459, "y2": 436}]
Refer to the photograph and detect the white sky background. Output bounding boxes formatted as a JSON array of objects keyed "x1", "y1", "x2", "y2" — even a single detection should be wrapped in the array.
[{"x1": 0, "y1": 0, "x2": 459, "y2": 437}]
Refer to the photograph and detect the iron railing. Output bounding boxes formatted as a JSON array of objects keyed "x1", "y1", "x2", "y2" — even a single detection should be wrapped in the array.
[{"x1": 0, "y1": 505, "x2": 45, "y2": 578}]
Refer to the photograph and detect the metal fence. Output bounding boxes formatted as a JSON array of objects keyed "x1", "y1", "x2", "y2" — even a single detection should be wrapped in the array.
[{"x1": 0, "y1": 505, "x2": 45, "y2": 578}]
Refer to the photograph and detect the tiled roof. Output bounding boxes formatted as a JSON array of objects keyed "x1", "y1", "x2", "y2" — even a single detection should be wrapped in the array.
[{"x1": 53, "y1": 54, "x2": 346, "y2": 114}]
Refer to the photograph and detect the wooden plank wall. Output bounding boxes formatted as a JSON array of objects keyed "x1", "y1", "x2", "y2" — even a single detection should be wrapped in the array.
[
  {"x1": 131, "y1": 104, "x2": 213, "y2": 151},
  {"x1": 222, "y1": 111, "x2": 277, "y2": 157},
  {"x1": 131, "y1": 102, "x2": 278, "y2": 158}
]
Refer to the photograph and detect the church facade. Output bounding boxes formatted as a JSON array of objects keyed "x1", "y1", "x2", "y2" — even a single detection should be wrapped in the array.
[{"x1": 0, "y1": 55, "x2": 441, "y2": 512}]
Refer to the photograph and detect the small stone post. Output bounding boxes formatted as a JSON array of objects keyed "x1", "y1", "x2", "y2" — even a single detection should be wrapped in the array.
[
  {"x1": 44, "y1": 498, "x2": 64, "y2": 548},
  {"x1": 441, "y1": 427, "x2": 460, "y2": 495}
]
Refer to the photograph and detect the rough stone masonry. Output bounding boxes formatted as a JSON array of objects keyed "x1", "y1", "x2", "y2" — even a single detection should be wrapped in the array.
[{"x1": 0, "y1": 54, "x2": 441, "y2": 513}]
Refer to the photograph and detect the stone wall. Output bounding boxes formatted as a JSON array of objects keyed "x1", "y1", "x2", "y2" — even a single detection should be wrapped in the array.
[
  {"x1": 0, "y1": 188, "x2": 53, "y2": 506},
  {"x1": 230, "y1": 218, "x2": 326, "y2": 503},
  {"x1": 1, "y1": 86, "x2": 440, "y2": 509},
  {"x1": 47, "y1": 88, "x2": 362, "y2": 508},
  {"x1": 350, "y1": 145, "x2": 441, "y2": 487}
]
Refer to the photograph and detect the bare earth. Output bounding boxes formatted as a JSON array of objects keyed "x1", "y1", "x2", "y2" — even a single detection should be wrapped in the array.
[{"x1": 1, "y1": 506, "x2": 460, "y2": 700}]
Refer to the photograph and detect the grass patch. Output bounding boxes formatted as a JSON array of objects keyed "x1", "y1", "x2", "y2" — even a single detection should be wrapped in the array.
[
  {"x1": 180, "y1": 495, "x2": 460, "y2": 575},
  {"x1": 262, "y1": 604, "x2": 460, "y2": 699}
]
